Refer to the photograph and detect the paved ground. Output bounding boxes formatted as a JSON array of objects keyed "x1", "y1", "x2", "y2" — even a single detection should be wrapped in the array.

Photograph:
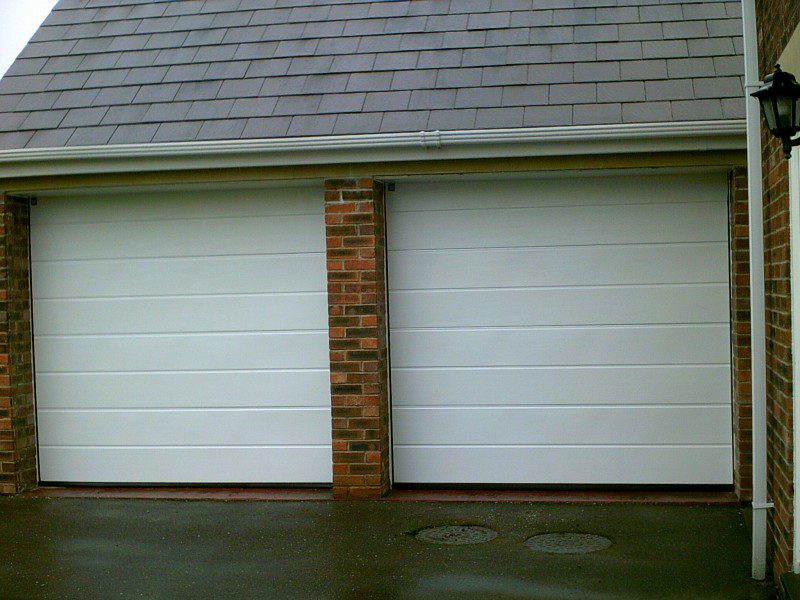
[{"x1": 0, "y1": 497, "x2": 777, "y2": 599}]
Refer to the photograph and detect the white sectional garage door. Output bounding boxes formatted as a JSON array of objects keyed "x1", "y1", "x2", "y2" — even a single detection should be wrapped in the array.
[
  {"x1": 31, "y1": 186, "x2": 331, "y2": 484},
  {"x1": 388, "y1": 172, "x2": 733, "y2": 485}
]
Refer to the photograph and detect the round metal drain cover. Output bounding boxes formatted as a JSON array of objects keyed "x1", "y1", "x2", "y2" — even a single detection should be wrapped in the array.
[
  {"x1": 524, "y1": 533, "x2": 612, "y2": 554},
  {"x1": 415, "y1": 525, "x2": 497, "y2": 545}
]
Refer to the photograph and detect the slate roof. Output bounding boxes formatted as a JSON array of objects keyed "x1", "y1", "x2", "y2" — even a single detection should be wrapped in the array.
[{"x1": 0, "y1": 0, "x2": 745, "y2": 150}]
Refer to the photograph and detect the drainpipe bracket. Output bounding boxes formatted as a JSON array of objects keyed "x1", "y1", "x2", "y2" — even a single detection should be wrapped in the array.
[{"x1": 752, "y1": 502, "x2": 775, "y2": 510}]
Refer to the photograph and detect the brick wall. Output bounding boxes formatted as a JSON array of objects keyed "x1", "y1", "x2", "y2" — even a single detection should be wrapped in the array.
[
  {"x1": 324, "y1": 178, "x2": 390, "y2": 499},
  {"x1": 730, "y1": 167, "x2": 753, "y2": 501},
  {"x1": 0, "y1": 195, "x2": 35, "y2": 495},
  {"x1": 756, "y1": 0, "x2": 800, "y2": 578}
]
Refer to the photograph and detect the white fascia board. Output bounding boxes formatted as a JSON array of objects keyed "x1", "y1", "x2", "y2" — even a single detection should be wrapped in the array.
[{"x1": 0, "y1": 120, "x2": 746, "y2": 179}]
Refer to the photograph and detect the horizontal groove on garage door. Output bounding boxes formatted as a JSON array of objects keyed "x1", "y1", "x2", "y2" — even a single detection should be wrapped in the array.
[
  {"x1": 32, "y1": 186, "x2": 331, "y2": 484},
  {"x1": 387, "y1": 172, "x2": 733, "y2": 485}
]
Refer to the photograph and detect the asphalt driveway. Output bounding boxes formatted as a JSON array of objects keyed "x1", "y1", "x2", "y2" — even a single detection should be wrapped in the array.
[{"x1": 0, "y1": 497, "x2": 777, "y2": 599}]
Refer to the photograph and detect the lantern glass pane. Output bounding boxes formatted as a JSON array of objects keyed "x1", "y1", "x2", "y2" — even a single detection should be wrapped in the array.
[
  {"x1": 763, "y1": 96, "x2": 779, "y2": 131},
  {"x1": 794, "y1": 95, "x2": 800, "y2": 130},
  {"x1": 776, "y1": 95, "x2": 794, "y2": 131}
]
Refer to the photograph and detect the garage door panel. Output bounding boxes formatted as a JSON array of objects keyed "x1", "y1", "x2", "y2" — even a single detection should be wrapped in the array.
[
  {"x1": 391, "y1": 325, "x2": 730, "y2": 368},
  {"x1": 388, "y1": 243, "x2": 728, "y2": 290},
  {"x1": 37, "y1": 408, "x2": 331, "y2": 446},
  {"x1": 32, "y1": 254, "x2": 325, "y2": 298},
  {"x1": 34, "y1": 293, "x2": 328, "y2": 335},
  {"x1": 35, "y1": 371, "x2": 330, "y2": 409},
  {"x1": 388, "y1": 174, "x2": 732, "y2": 485},
  {"x1": 390, "y1": 366, "x2": 731, "y2": 407},
  {"x1": 392, "y1": 446, "x2": 733, "y2": 485},
  {"x1": 38, "y1": 447, "x2": 331, "y2": 484},
  {"x1": 393, "y1": 406, "x2": 731, "y2": 445},
  {"x1": 33, "y1": 187, "x2": 320, "y2": 224},
  {"x1": 32, "y1": 187, "x2": 331, "y2": 484},
  {"x1": 36, "y1": 331, "x2": 328, "y2": 372},
  {"x1": 389, "y1": 285, "x2": 728, "y2": 328},
  {"x1": 388, "y1": 202, "x2": 726, "y2": 251},
  {"x1": 32, "y1": 214, "x2": 324, "y2": 261},
  {"x1": 388, "y1": 174, "x2": 727, "y2": 212}
]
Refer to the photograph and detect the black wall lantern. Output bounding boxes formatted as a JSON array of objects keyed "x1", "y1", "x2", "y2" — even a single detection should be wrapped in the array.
[{"x1": 751, "y1": 64, "x2": 800, "y2": 158}]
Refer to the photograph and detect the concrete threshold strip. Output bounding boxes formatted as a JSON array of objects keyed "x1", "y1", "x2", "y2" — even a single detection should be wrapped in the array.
[{"x1": 24, "y1": 486, "x2": 740, "y2": 504}]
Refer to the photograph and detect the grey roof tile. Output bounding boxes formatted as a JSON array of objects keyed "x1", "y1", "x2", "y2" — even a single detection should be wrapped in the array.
[
  {"x1": 93, "y1": 86, "x2": 140, "y2": 106},
  {"x1": 20, "y1": 109, "x2": 67, "y2": 129},
  {"x1": 53, "y1": 89, "x2": 99, "y2": 109},
  {"x1": 132, "y1": 83, "x2": 181, "y2": 104},
  {"x1": 101, "y1": 104, "x2": 150, "y2": 125},
  {"x1": 333, "y1": 112, "x2": 384, "y2": 134},
  {"x1": 482, "y1": 65, "x2": 527, "y2": 86},
  {"x1": 523, "y1": 104, "x2": 572, "y2": 126},
  {"x1": 174, "y1": 81, "x2": 223, "y2": 101},
  {"x1": 186, "y1": 99, "x2": 234, "y2": 120},
  {"x1": 501, "y1": 84, "x2": 548, "y2": 106},
  {"x1": 229, "y1": 97, "x2": 278, "y2": 118},
  {"x1": 692, "y1": 76, "x2": 743, "y2": 99},
  {"x1": 246, "y1": 59, "x2": 291, "y2": 78},
  {"x1": 475, "y1": 106, "x2": 523, "y2": 127},
  {"x1": 574, "y1": 61, "x2": 621, "y2": 82},
  {"x1": 417, "y1": 49, "x2": 462, "y2": 69},
  {"x1": 318, "y1": 93, "x2": 366, "y2": 114},
  {"x1": 27, "y1": 128, "x2": 75, "y2": 148},
  {"x1": 163, "y1": 63, "x2": 209, "y2": 83},
  {"x1": 142, "y1": 101, "x2": 193, "y2": 122},
  {"x1": 622, "y1": 101, "x2": 673, "y2": 123},
  {"x1": 409, "y1": 89, "x2": 457, "y2": 110},
  {"x1": 152, "y1": 121, "x2": 203, "y2": 142},
  {"x1": 374, "y1": 51, "x2": 419, "y2": 71},
  {"x1": 671, "y1": 98, "x2": 723, "y2": 120},
  {"x1": 380, "y1": 110, "x2": 429, "y2": 132},
  {"x1": 455, "y1": 86, "x2": 504, "y2": 108},
  {"x1": 196, "y1": 119, "x2": 248, "y2": 140},
  {"x1": 287, "y1": 114, "x2": 336, "y2": 135},
  {"x1": 427, "y1": 108, "x2": 477, "y2": 130},
  {"x1": 527, "y1": 63, "x2": 574, "y2": 84},
  {"x1": 0, "y1": 0, "x2": 747, "y2": 147},
  {"x1": 273, "y1": 94, "x2": 321, "y2": 116},
  {"x1": 0, "y1": 131, "x2": 33, "y2": 150},
  {"x1": 598, "y1": 81, "x2": 646, "y2": 103},
  {"x1": 65, "y1": 125, "x2": 115, "y2": 145},
  {"x1": 363, "y1": 90, "x2": 411, "y2": 111},
  {"x1": 573, "y1": 102, "x2": 621, "y2": 124},
  {"x1": 436, "y1": 68, "x2": 483, "y2": 88},
  {"x1": 549, "y1": 83, "x2": 596, "y2": 104},
  {"x1": 16, "y1": 91, "x2": 59, "y2": 111},
  {"x1": 0, "y1": 112, "x2": 29, "y2": 133},
  {"x1": 667, "y1": 57, "x2": 715, "y2": 78},
  {"x1": 242, "y1": 116, "x2": 292, "y2": 138},
  {"x1": 61, "y1": 106, "x2": 108, "y2": 127},
  {"x1": 645, "y1": 79, "x2": 694, "y2": 101},
  {"x1": 391, "y1": 69, "x2": 438, "y2": 90},
  {"x1": 218, "y1": 78, "x2": 265, "y2": 99}
]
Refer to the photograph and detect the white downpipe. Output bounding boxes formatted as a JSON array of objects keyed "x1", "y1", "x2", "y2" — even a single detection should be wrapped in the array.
[{"x1": 742, "y1": 0, "x2": 771, "y2": 581}]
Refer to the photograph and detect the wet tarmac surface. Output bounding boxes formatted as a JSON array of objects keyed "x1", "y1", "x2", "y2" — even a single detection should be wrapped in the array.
[{"x1": 0, "y1": 497, "x2": 778, "y2": 599}]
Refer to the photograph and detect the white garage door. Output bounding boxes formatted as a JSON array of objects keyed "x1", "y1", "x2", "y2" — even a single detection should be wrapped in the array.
[
  {"x1": 32, "y1": 185, "x2": 331, "y2": 484},
  {"x1": 388, "y1": 172, "x2": 733, "y2": 485}
]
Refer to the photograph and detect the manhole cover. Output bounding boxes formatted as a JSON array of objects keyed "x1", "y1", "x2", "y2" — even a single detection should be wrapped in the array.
[
  {"x1": 415, "y1": 525, "x2": 498, "y2": 545},
  {"x1": 524, "y1": 533, "x2": 612, "y2": 554}
]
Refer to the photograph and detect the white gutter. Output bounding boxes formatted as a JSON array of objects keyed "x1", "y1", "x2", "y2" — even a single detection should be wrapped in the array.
[
  {"x1": 0, "y1": 120, "x2": 745, "y2": 179},
  {"x1": 742, "y1": 0, "x2": 771, "y2": 581}
]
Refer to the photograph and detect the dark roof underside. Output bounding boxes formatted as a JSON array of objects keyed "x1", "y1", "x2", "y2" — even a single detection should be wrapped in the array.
[{"x1": 0, "y1": 0, "x2": 745, "y2": 150}]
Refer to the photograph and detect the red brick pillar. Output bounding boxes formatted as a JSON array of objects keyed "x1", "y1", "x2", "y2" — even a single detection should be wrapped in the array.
[
  {"x1": 729, "y1": 167, "x2": 752, "y2": 501},
  {"x1": 324, "y1": 178, "x2": 390, "y2": 499},
  {"x1": 0, "y1": 195, "x2": 35, "y2": 494}
]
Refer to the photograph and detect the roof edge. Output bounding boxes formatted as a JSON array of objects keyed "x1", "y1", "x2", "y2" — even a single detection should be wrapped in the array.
[{"x1": 0, "y1": 120, "x2": 746, "y2": 180}]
